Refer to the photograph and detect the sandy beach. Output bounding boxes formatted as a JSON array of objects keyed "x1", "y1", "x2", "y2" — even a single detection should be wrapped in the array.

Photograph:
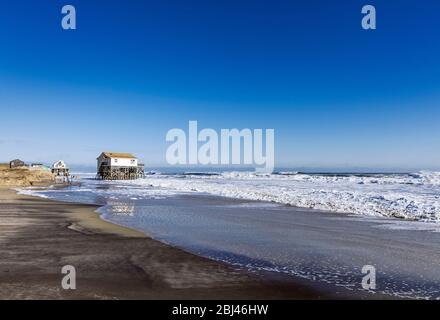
[{"x1": 0, "y1": 187, "x2": 326, "y2": 300}]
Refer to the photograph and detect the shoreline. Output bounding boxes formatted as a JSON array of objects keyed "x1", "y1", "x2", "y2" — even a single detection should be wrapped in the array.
[{"x1": 0, "y1": 187, "x2": 336, "y2": 299}]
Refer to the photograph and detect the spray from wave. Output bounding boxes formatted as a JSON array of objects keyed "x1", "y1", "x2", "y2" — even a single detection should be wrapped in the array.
[
  {"x1": 125, "y1": 171, "x2": 440, "y2": 222},
  {"x1": 18, "y1": 171, "x2": 440, "y2": 223}
]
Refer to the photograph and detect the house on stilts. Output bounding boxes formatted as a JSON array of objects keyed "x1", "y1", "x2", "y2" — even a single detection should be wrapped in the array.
[
  {"x1": 96, "y1": 152, "x2": 144, "y2": 180},
  {"x1": 52, "y1": 160, "x2": 71, "y2": 183}
]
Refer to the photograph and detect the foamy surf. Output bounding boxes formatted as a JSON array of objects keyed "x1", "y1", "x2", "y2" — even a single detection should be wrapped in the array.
[
  {"x1": 119, "y1": 171, "x2": 440, "y2": 223},
  {"x1": 18, "y1": 171, "x2": 440, "y2": 223}
]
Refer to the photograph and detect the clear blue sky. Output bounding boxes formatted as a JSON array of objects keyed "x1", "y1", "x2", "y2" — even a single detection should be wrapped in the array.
[{"x1": 1, "y1": 0, "x2": 439, "y2": 170}]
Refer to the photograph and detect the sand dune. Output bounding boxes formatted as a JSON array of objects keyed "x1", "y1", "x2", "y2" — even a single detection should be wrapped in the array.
[{"x1": 0, "y1": 164, "x2": 54, "y2": 187}]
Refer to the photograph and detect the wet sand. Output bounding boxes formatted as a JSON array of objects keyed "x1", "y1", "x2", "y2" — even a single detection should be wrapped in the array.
[
  {"x1": 0, "y1": 188, "x2": 327, "y2": 299},
  {"x1": 93, "y1": 192, "x2": 440, "y2": 300}
]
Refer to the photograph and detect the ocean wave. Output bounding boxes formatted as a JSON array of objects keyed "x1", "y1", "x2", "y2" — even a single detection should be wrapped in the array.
[
  {"x1": 18, "y1": 171, "x2": 440, "y2": 223},
  {"x1": 129, "y1": 171, "x2": 440, "y2": 222}
]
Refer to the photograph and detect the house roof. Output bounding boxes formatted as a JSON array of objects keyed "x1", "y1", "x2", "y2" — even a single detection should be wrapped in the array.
[
  {"x1": 52, "y1": 160, "x2": 68, "y2": 169},
  {"x1": 100, "y1": 152, "x2": 137, "y2": 159}
]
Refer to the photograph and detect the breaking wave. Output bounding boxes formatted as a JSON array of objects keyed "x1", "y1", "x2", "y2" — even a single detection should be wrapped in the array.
[{"x1": 128, "y1": 171, "x2": 440, "y2": 222}]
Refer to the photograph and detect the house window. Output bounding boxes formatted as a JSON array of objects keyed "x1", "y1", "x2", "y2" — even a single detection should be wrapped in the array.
[
  {"x1": 131, "y1": 159, "x2": 135, "y2": 164},
  {"x1": 114, "y1": 159, "x2": 118, "y2": 163}
]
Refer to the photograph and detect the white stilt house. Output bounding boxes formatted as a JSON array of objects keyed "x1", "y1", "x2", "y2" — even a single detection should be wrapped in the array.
[
  {"x1": 96, "y1": 152, "x2": 144, "y2": 180},
  {"x1": 52, "y1": 160, "x2": 69, "y2": 176},
  {"x1": 52, "y1": 160, "x2": 71, "y2": 183}
]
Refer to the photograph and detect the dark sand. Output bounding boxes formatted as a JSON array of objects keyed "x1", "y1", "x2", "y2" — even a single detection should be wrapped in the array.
[{"x1": 0, "y1": 188, "x2": 327, "y2": 299}]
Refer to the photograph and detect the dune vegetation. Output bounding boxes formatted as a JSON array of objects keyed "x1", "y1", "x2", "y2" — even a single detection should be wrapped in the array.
[{"x1": 0, "y1": 164, "x2": 54, "y2": 187}]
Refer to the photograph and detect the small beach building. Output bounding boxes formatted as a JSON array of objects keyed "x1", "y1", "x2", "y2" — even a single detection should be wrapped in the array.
[
  {"x1": 52, "y1": 160, "x2": 70, "y2": 176},
  {"x1": 96, "y1": 152, "x2": 144, "y2": 180},
  {"x1": 9, "y1": 159, "x2": 25, "y2": 168},
  {"x1": 51, "y1": 160, "x2": 71, "y2": 184}
]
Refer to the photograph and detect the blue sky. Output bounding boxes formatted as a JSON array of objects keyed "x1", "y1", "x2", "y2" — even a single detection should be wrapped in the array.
[{"x1": 0, "y1": 0, "x2": 439, "y2": 170}]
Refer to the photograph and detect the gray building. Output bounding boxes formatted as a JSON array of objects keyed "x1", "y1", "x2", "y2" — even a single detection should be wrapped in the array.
[{"x1": 9, "y1": 159, "x2": 25, "y2": 168}]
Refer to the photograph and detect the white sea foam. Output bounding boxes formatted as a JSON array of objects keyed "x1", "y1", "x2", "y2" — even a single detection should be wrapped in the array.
[
  {"x1": 17, "y1": 171, "x2": 440, "y2": 223},
  {"x1": 119, "y1": 171, "x2": 440, "y2": 222}
]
